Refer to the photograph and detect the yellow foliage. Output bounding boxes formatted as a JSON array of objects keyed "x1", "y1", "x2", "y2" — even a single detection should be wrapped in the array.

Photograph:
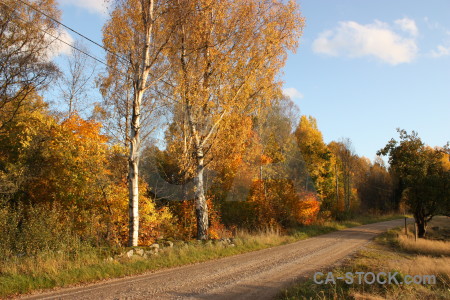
[{"x1": 100, "y1": 179, "x2": 174, "y2": 246}]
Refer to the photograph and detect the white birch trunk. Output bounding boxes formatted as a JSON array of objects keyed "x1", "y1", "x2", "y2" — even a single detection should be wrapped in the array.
[
  {"x1": 127, "y1": 0, "x2": 155, "y2": 247},
  {"x1": 195, "y1": 148, "x2": 208, "y2": 240},
  {"x1": 128, "y1": 91, "x2": 141, "y2": 246}
]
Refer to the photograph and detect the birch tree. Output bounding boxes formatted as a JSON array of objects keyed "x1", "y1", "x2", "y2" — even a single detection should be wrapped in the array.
[
  {"x1": 102, "y1": 0, "x2": 173, "y2": 246},
  {"x1": 168, "y1": 0, "x2": 303, "y2": 240},
  {"x1": 57, "y1": 40, "x2": 97, "y2": 117}
]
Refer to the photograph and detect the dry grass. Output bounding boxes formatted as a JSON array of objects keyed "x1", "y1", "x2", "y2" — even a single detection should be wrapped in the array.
[
  {"x1": 387, "y1": 255, "x2": 450, "y2": 280},
  {"x1": 0, "y1": 251, "x2": 101, "y2": 276},
  {"x1": 398, "y1": 216, "x2": 450, "y2": 256},
  {"x1": 235, "y1": 227, "x2": 292, "y2": 246},
  {"x1": 398, "y1": 234, "x2": 450, "y2": 256}
]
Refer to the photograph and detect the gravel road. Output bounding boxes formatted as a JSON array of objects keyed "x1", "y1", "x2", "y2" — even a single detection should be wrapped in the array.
[{"x1": 22, "y1": 219, "x2": 406, "y2": 300}]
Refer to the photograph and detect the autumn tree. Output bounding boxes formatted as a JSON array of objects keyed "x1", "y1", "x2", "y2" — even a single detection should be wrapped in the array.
[
  {"x1": 167, "y1": 0, "x2": 303, "y2": 240},
  {"x1": 102, "y1": 0, "x2": 174, "y2": 246},
  {"x1": 210, "y1": 96, "x2": 303, "y2": 229},
  {"x1": 0, "y1": 92, "x2": 48, "y2": 202},
  {"x1": 329, "y1": 138, "x2": 357, "y2": 212},
  {"x1": 0, "y1": 0, "x2": 60, "y2": 131},
  {"x1": 378, "y1": 129, "x2": 449, "y2": 237},
  {"x1": 295, "y1": 116, "x2": 336, "y2": 210}
]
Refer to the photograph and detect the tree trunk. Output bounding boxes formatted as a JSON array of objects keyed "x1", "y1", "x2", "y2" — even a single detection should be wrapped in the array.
[
  {"x1": 416, "y1": 218, "x2": 427, "y2": 238},
  {"x1": 195, "y1": 148, "x2": 208, "y2": 240},
  {"x1": 335, "y1": 163, "x2": 339, "y2": 207},
  {"x1": 128, "y1": 98, "x2": 140, "y2": 246},
  {"x1": 414, "y1": 209, "x2": 427, "y2": 238}
]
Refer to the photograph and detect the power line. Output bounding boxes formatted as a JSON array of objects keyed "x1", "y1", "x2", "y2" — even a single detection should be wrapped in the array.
[
  {"x1": 12, "y1": 0, "x2": 176, "y2": 91},
  {"x1": 15, "y1": 0, "x2": 130, "y2": 66},
  {"x1": 2, "y1": 0, "x2": 176, "y2": 101},
  {"x1": 1, "y1": 0, "x2": 107, "y2": 66}
]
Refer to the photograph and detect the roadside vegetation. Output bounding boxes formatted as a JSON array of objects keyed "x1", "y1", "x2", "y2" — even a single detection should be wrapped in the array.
[
  {"x1": 0, "y1": 214, "x2": 403, "y2": 298},
  {"x1": 281, "y1": 216, "x2": 450, "y2": 300}
]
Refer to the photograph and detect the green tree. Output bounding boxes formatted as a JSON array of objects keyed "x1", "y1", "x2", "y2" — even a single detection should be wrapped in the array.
[{"x1": 378, "y1": 129, "x2": 449, "y2": 237}]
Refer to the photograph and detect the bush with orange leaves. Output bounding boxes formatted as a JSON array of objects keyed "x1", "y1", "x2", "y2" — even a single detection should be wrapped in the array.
[
  {"x1": 248, "y1": 179, "x2": 309, "y2": 229},
  {"x1": 207, "y1": 198, "x2": 232, "y2": 239},
  {"x1": 295, "y1": 192, "x2": 321, "y2": 225},
  {"x1": 170, "y1": 197, "x2": 230, "y2": 240}
]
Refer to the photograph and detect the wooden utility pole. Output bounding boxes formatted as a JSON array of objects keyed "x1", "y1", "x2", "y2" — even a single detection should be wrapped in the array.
[{"x1": 335, "y1": 163, "x2": 339, "y2": 206}]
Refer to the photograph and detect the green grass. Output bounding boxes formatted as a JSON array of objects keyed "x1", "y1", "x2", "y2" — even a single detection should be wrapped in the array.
[
  {"x1": 280, "y1": 216, "x2": 450, "y2": 300},
  {"x1": 0, "y1": 213, "x2": 405, "y2": 298}
]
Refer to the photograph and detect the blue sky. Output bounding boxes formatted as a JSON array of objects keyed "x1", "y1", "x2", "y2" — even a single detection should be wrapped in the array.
[{"x1": 53, "y1": 0, "x2": 449, "y2": 160}]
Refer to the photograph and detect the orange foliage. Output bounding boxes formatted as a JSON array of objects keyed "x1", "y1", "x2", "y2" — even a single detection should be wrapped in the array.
[
  {"x1": 295, "y1": 192, "x2": 321, "y2": 225},
  {"x1": 260, "y1": 154, "x2": 273, "y2": 165},
  {"x1": 171, "y1": 197, "x2": 230, "y2": 240},
  {"x1": 248, "y1": 179, "x2": 278, "y2": 228},
  {"x1": 26, "y1": 114, "x2": 109, "y2": 212},
  {"x1": 17, "y1": 113, "x2": 174, "y2": 246},
  {"x1": 207, "y1": 198, "x2": 232, "y2": 239},
  {"x1": 173, "y1": 200, "x2": 197, "y2": 240}
]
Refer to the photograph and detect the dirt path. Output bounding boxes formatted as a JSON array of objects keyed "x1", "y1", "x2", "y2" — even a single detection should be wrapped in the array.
[{"x1": 22, "y1": 219, "x2": 406, "y2": 300}]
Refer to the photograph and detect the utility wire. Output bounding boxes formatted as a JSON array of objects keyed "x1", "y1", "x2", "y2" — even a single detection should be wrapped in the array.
[
  {"x1": 15, "y1": 0, "x2": 130, "y2": 66},
  {"x1": 1, "y1": 1, "x2": 108, "y2": 67},
  {"x1": 1, "y1": 0, "x2": 108, "y2": 66},
  {"x1": 14, "y1": 0, "x2": 177, "y2": 90},
  {"x1": 2, "y1": 0, "x2": 177, "y2": 101},
  {"x1": 15, "y1": 0, "x2": 171, "y2": 89}
]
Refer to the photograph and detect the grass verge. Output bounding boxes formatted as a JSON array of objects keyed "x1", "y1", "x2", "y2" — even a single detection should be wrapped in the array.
[
  {"x1": 0, "y1": 213, "x2": 404, "y2": 298},
  {"x1": 280, "y1": 216, "x2": 450, "y2": 300}
]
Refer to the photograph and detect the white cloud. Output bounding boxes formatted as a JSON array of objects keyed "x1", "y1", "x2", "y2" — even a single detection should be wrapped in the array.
[
  {"x1": 283, "y1": 87, "x2": 304, "y2": 100},
  {"x1": 312, "y1": 19, "x2": 418, "y2": 65},
  {"x1": 46, "y1": 28, "x2": 75, "y2": 59},
  {"x1": 430, "y1": 45, "x2": 450, "y2": 58},
  {"x1": 395, "y1": 18, "x2": 418, "y2": 36},
  {"x1": 58, "y1": 0, "x2": 108, "y2": 16}
]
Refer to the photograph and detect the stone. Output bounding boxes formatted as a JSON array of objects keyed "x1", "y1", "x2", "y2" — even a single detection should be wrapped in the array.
[
  {"x1": 126, "y1": 249, "x2": 134, "y2": 258},
  {"x1": 135, "y1": 248, "x2": 144, "y2": 256}
]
